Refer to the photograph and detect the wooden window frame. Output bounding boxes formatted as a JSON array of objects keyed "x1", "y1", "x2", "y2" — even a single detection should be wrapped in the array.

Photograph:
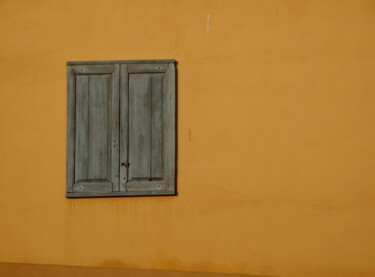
[{"x1": 66, "y1": 60, "x2": 176, "y2": 198}]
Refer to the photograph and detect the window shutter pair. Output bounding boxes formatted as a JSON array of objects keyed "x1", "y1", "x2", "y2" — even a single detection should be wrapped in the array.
[{"x1": 66, "y1": 60, "x2": 176, "y2": 197}]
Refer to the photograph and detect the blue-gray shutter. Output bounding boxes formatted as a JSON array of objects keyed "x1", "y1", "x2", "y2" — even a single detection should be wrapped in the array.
[
  {"x1": 66, "y1": 60, "x2": 175, "y2": 197},
  {"x1": 66, "y1": 65, "x2": 120, "y2": 194},
  {"x1": 119, "y1": 63, "x2": 176, "y2": 195}
]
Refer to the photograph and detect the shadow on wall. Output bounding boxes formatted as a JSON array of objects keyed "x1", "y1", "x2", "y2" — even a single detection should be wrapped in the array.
[{"x1": 0, "y1": 262, "x2": 279, "y2": 277}]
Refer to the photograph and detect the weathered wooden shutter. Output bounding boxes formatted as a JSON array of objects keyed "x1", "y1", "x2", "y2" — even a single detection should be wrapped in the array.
[
  {"x1": 66, "y1": 65, "x2": 120, "y2": 194},
  {"x1": 119, "y1": 63, "x2": 175, "y2": 195},
  {"x1": 66, "y1": 60, "x2": 175, "y2": 197}
]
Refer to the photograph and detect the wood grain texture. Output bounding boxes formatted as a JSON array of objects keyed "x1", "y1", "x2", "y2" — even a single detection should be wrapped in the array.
[
  {"x1": 151, "y1": 74, "x2": 164, "y2": 179},
  {"x1": 67, "y1": 60, "x2": 176, "y2": 197},
  {"x1": 71, "y1": 65, "x2": 114, "y2": 74},
  {"x1": 66, "y1": 66, "x2": 75, "y2": 193},
  {"x1": 127, "y1": 180, "x2": 166, "y2": 191},
  {"x1": 111, "y1": 64, "x2": 120, "y2": 191},
  {"x1": 88, "y1": 75, "x2": 109, "y2": 180},
  {"x1": 67, "y1": 67, "x2": 119, "y2": 194},
  {"x1": 164, "y1": 63, "x2": 176, "y2": 193},
  {"x1": 119, "y1": 64, "x2": 129, "y2": 192},
  {"x1": 128, "y1": 64, "x2": 168, "y2": 73},
  {"x1": 73, "y1": 181, "x2": 113, "y2": 193},
  {"x1": 128, "y1": 74, "x2": 152, "y2": 180},
  {"x1": 67, "y1": 190, "x2": 175, "y2": 197},
  {"x1": 75, "y1": 75, "x2": 89, "y2": 181}
]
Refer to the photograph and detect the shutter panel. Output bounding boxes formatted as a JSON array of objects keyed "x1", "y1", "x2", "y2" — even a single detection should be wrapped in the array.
[
  {"x1": 120, "y1": 63, "x2": 175, "y2": 194},
  {"x1": 66, "y1": 65, "x2": 119, "y2": 194},
  {"x1": 67, "y1": 60, "x2": 175, "y2": 197}
]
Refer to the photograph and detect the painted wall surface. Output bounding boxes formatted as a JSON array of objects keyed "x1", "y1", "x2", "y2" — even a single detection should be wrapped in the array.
[{"x1": 1, "y1": 0, "x2": 375, "y2": 276}]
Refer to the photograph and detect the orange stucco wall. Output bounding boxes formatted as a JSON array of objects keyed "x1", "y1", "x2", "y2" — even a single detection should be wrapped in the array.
[{"x1": 1, "y1": 1, "x2": 375, "y2": 276}]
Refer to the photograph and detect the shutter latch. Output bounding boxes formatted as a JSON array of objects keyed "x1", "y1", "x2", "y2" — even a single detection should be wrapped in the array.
[{"x1": 121, "y1": 162, "x2": 129, "y2": 168}]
